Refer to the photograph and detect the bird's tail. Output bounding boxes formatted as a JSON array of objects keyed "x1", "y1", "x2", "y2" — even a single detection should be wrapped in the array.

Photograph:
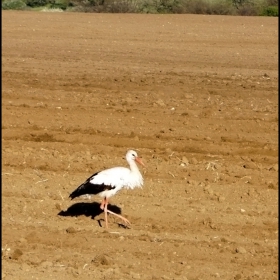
[{"x1": 69, "y1": 183, "x2": 88, "y2": 200}]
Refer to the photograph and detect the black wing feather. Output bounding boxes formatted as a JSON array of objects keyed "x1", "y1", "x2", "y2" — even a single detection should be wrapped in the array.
[{"x1": 69, "y1": 172, "x2": 115, "y2": 200}]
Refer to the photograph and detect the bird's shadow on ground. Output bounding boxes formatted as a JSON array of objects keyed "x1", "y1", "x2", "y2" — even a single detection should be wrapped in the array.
[{"x1": 58, "y1": 202, "x2": 125, "y2": 228}]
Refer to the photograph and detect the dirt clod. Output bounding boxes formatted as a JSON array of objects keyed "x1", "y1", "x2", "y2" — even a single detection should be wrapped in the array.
[
  {"x1": 10, "y1": 249, "x2": 23, "y2": 260},
  {"x1": 66, "y1": 227, "x2": 76, "y2": 234}
]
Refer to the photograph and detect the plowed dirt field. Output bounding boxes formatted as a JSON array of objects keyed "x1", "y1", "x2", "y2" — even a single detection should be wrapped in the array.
[{"x1": 2, "y1": 11, "x2": 278, "y2": 280}]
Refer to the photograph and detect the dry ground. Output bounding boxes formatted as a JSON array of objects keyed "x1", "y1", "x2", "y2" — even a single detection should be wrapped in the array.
[{"x1": 2, "y1": 11, "x2": 278, "y2": 280}]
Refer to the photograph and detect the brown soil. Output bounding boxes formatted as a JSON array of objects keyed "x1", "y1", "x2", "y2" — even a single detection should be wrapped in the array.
[{"x1": 2, "y1": 11, "x2": 278, "y2": 280}]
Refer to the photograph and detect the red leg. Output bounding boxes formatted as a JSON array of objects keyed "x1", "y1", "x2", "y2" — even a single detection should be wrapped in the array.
[
  {"x1": 104, "y1": 197, "x2": 131, "y2": 228},
  {"x1": 104, "y1": 199, "x2": 109, "y2": 228}
]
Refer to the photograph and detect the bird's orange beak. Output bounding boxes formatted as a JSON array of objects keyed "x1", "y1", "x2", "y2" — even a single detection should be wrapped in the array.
[{"x1": 135, "y1": 157, "x2": 145, "y2": 167}]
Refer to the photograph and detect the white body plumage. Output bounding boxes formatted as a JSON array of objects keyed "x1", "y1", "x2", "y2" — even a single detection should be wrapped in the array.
[
  {"x1": 91, "y1": 166, "x2": 143, "y2": 198},
  {"x1": 69, "y1": 150, "x2": 145, "y2": 201}
]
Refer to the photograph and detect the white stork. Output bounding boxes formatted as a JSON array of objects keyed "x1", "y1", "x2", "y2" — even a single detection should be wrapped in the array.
[{"x1": 69, "y1": 150, "x2": 145, "y2": 228}]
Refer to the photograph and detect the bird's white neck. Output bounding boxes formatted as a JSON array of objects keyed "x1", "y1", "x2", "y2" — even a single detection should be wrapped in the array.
[
  {"x1": 128, "y1": 160, "x2": 142, "y2": 178},
  {"x1": 128, "y1": 160, "x2": 139, "y2": 172},
  {"x1": 127, "y1": 158, "x2": 144, "y2": 187}
]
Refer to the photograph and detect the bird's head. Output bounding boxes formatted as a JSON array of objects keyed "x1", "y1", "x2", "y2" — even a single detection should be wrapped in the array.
[{"x1": 126, "y1": 150, "x2": 145, "y2": 167}]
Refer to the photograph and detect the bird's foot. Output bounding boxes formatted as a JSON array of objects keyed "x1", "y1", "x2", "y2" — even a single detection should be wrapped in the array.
[
  {"x1": 106, "y1": 209, "x2": 131, "y2": 227},
  {"x1": 119, "y1": 216, "x2": 131, "y2": 226}
]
